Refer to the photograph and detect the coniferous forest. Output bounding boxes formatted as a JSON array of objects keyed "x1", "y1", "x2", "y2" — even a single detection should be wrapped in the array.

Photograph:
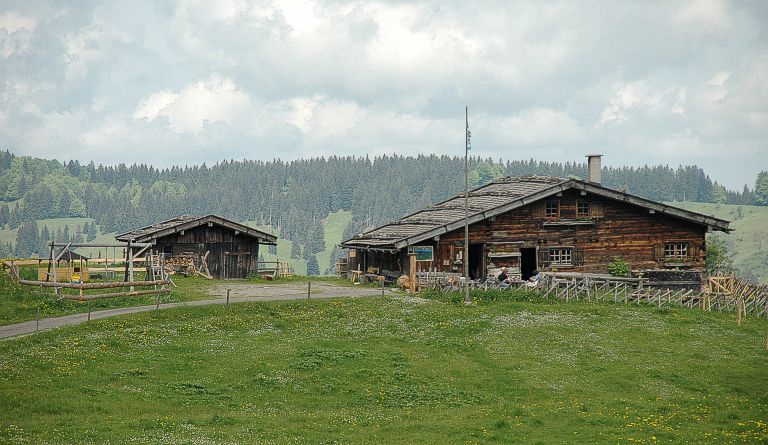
[{"x1": 0, "y1": 149, "x2": 764, "y2": 259}]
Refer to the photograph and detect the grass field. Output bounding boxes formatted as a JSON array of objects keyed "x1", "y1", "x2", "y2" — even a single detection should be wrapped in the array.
[
  {"x1": 1, "y1": 291, "x2": 766, "y2": 444},
  {"x1": 669, "y1": 202, "x2": 768, "y2": 283}
]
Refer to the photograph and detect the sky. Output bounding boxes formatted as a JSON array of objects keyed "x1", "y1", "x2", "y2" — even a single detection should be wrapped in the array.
[{"x1": 0, "y1": 0, "x2": 766, "y2": 190}]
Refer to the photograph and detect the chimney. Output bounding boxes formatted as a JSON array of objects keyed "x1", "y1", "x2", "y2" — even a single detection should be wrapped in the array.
[{"x1": 586, "y1": 154, "x2": 602, "y2": 184}]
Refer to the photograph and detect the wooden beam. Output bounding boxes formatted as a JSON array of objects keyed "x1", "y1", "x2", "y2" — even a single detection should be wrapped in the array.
[{"x1": 18, "y1": 278, "x2": 171, "y2": 289}]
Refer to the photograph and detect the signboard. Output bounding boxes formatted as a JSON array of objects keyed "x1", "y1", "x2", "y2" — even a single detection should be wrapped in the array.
[{"x1": 408, "y1": 245, "x2": 434, "y2": 262}]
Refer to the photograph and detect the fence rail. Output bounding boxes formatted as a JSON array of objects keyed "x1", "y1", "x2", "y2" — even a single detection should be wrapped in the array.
[{"x1": 529, "y1": 275, "x2": 768, "y2": 318}]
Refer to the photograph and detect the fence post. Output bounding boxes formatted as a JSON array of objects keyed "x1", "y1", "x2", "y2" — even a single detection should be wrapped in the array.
[
  {"x1": 36, "y1": 306, "x2": 40, "y2": 332},
  {"x1": 226, "y1": 289, "x2": 231, "y2": 306},
  {"x1": 87, "y1": 303, "x2": 91, "y2": 322},
  {"x1": 307, "y1": 280, "x2": 311, "y2": 299},
  {"x1": 381, "y1": 277, "x2": 385, "y2": 296}
]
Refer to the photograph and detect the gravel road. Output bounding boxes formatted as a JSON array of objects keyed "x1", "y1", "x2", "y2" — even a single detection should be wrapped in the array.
[{"x1": 1, "y1": 282, "x2": 391, "y2": 340}]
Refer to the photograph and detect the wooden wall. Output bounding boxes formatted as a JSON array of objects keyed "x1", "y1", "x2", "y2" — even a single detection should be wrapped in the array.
[{"x1": 153, "y1": 225, "x2": 260, "y2": 279}]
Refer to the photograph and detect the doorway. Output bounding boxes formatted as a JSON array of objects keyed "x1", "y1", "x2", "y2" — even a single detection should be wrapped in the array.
[
  {"x1": 520, "y1": 248, "x2": 538, "y2": 280},
  {"x1": 468, "y1": 244, "x2": 485, "y2": 280}
]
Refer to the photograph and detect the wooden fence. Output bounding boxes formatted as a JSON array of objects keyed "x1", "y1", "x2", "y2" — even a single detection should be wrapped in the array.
[{"x1": 528, "y1": 275, "x2": 768, "y2": 318}]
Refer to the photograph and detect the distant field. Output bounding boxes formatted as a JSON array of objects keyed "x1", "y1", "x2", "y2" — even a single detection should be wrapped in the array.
[
  {"x1": 668, "y1": 202, "x2": 768, "y2": 283},
  {"x1": 1, "y1": 294, "x2": 766, "y2": 444},
  {"x1": 245, "y1": 210, "x2": 352, "y2": 276}
]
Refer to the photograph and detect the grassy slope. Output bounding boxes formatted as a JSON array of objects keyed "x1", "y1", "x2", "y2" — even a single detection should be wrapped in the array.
[
  {"x1": 244, "y1": 210, "x2": 353, "y2": 276},
  {"x1": 0, "y1": 295, "x2": 766, "y2": 444},
  {"x1": 668, "y1": 202, "x2": 768, "y2": 283}
]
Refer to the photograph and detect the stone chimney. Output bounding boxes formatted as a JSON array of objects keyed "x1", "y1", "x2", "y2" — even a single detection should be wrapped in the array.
[{"x1": 586, "y1": 154, "x2": 602, "y2": 184}]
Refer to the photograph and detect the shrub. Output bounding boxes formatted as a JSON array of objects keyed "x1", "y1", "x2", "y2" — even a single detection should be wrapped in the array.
[{"x1": 607, "y1": 257, "x2": 631, "y2": 277}]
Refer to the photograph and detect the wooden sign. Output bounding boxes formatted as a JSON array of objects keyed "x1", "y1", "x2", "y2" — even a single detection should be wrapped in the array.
[{"x1": 408, "y1": 245, "x2": 434, "y2": 262}]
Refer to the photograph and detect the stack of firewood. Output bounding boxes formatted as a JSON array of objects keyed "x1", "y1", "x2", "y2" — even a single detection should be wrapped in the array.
[{"x1": 165, "y1": 256, "x2": 197, "y2": 275}]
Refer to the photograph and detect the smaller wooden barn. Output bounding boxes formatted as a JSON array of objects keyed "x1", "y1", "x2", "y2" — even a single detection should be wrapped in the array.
[{"x1": 116, "y1": 215, "x2": 277, "y2": 279}]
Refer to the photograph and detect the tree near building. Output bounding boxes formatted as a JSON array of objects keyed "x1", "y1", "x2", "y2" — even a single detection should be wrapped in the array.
[{"x1": 706, "y1": 236, "x2": 734, "y2": 275}]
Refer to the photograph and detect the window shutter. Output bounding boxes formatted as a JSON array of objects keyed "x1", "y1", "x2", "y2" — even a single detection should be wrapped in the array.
[
  {"x1": 591, "y1": 201, "x2": 604, "y2": 218},
  {"x1": 653, "y1": 244, "x2": 664, "y2": 261},
  {"x1": 537, "y1": 249, "x2": 551, "y2": 267},
  {"x1": 690, "y1": 243, "x2": 699, "y2": 259},
  {"x1": 572, "y1": 249, "x2": 584, "y2": 266},
  {"x1": 532, "y1": 202, "x2": 546, "y2": 218}
]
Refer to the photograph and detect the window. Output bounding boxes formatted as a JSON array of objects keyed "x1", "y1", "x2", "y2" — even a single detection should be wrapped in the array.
[
  {"x1": 577, "y1": 201, "x2": 590, "y2": 218},
  {"x1": 664, "y1": 242, "x2": 689, "y2": 259},
  {"x1": 550, "y1": 248, "x2": 572, "y2": 265},
  {"x1": 545, "y1": 202, "x2": 559, "y2": 218}
]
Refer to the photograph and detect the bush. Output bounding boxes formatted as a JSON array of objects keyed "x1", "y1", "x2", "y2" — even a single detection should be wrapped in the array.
[{"x1": 607, "y1": 257, "x2": 631, "y2": 277}]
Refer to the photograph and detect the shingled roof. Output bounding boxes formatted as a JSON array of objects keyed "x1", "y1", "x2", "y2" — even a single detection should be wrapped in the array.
[
  {"x1": 341, "y1": 175, "x2": 731, "y2": 251},
  {"x1": 115, "y1": 215, "x2": 277, "y2": 245}
]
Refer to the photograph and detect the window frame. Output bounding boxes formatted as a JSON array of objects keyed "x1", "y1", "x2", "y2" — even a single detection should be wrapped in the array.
[
  {"x1": 664, "y1": 242, "x2": 689, "y2": 259},
  {"x1": 576, "y1": 201, "x2": 590, "y2": 218},
  {"x1": 545, "y1": 201, "x2": 560, "y2": 219},
  {"x1": 549, "y1": 247, "x2": 573, "y2": 265}
]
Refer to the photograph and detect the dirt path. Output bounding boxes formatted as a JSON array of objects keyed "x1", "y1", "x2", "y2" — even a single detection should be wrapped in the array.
[{"x1": 0, "y1": 283, "x2": 391, "y2": 340}]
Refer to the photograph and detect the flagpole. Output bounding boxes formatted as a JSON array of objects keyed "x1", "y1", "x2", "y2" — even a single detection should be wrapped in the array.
[{"x1": 464, "y1": 106, "x2": 471, "y2": 305}]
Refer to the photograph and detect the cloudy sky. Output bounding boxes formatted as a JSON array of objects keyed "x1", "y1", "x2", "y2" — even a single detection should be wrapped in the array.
[{"x1": 0, "y1": 0, "x2": 766, "y2": 189}]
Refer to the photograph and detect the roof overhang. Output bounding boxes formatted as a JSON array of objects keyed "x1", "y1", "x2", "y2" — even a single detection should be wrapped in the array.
[
  {"x1": 116, "y1": 215, "x2": 278, "y2": 245},
  {"x1": 341, "y1": 178, "x2": 731, "y2": 251}
]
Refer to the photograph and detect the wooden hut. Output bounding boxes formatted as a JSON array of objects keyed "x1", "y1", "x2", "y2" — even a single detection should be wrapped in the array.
[
  {"x1": 341, "y1": 156, "x2": 731, "y2": 282},
  {"x1": 116, "y1": 215, "x2": 277, "y2": 279}
]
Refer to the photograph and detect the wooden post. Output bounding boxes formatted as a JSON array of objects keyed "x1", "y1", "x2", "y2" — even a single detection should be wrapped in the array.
[
  {"x1": 737, "y1": 299, "x2": 742, "y2": 326},
  {"x1": 307, "y1": 280, "x2": 311, "y2": 299},
  {"x1": 409, "y1": 254, "x2": 417, "y2": 294},
  {"x1": 36, "y1": 306, "x2": 40, "y2": 332},
  {"x1": 52, "y1": 251, "x2": 58, "y2": 295},
  {"x1": 128, "y1": 247, "x2": 135, "y2": 292},
  {"x1": 156, "y1": 293, "x2": 160, "y2": 313},
  {"x1": 87, "y1": 303, "x2": 91, "y2": 322},
  {"x1": 381, "y1": 276, "x2": 385, "y2": 296},
  {"x1": 45, "y1": 243, "x2": 54, "y2": 282},
  {"x1": 123, "y1": 242, "x2": 131, "y2": 283},
  {"x1": 226, "y1": 289, "x2": 231, "y2": 306}
]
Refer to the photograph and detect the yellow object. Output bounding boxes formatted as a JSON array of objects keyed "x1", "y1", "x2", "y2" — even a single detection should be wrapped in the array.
[{"x1": 71, "y1": 273, "x2": 81, "y2": 282}]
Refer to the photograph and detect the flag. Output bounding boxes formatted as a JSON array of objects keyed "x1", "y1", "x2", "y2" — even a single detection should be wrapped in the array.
[{"x1": 466, "y1": 125, "x2": 472, "y2": 151}]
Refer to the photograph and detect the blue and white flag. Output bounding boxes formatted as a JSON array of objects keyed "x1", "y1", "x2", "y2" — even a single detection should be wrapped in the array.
[{"x1": 466, "y1": 125, "x2": 472, "y2": 151}]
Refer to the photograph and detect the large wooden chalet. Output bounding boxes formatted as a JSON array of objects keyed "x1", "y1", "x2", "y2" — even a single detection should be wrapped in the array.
[
  {"x1": 116, "y1": 215, "x2": 277, "y2": 279},
  {"x1": 341, "y1": 156, "x2": 731, "y2": 282}
]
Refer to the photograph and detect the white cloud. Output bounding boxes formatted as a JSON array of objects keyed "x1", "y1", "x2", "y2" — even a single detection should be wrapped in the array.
[
  {"x1": 0, "y1": 11, "x2": 37, "y2": 58},
  {"x1": 0, "y1": 0, "x2": 766, "y2": 189},
  {"x1": 133, "y1": 75, "x2": 250, "y2": 134}
]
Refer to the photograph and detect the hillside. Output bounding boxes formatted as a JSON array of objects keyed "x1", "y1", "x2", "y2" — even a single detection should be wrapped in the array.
[
  {"x1": 1, "y1": 150, "x2": 761, "y2": 266},
  {"x1": 668, "y1": 202, "x2": 768, "y2": 283},
  {"x1": 1, "y1": 295, "x2": 766, "y2": 443}
]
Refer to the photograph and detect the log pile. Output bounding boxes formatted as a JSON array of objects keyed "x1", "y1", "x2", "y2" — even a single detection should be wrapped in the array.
[{"x1": 166, "y1": 256, "x2": 196, "y2": 276}]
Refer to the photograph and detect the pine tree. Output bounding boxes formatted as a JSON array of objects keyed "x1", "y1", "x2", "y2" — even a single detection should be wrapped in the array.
[
  {"x1": 8, "y1": 203, "x2": 20, "y2": 229},
  {"x1": 306, "y1": 254, "x2": 319, "y2": 276},
  {"x1": 87, "y1": 221, "x2": 98, "y2": 241},
  {"x1": 14, "y1": 221, "x2": 39, "y2": 257},
  {"x1": 62, "y1": 224, "x2": 71, "y2": 243},
  {"x1": 39, "y1": 225, "x2": 51, "y2": 256},
  {"x1": 0, "y1": 203, "x2": 8, "y2": 228},
  {"x1": 290, "y1": 240, "x2": 301, "y2": 259}
]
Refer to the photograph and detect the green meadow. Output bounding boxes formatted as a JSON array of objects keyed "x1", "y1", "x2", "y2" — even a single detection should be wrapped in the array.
[{"x1": 1, "y1": 290, "x2": 766, "y2": 444}]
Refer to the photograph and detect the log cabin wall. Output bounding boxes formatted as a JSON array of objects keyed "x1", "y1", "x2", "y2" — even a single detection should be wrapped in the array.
[
  {"x1": 433, "y1": 189, "x2": 706, "y2": 276},
  {"x1": 154, "y1": 225, "x2": 260, "y2": 279}
]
